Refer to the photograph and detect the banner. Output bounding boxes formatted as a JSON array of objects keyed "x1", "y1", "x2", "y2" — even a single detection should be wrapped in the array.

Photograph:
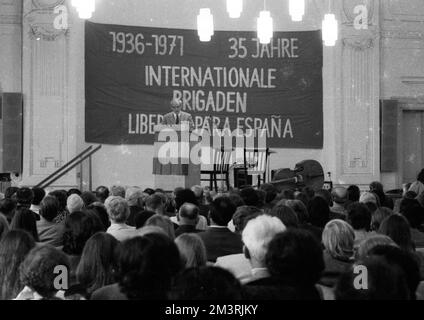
[{"x1": 85, "y1": 21, "x2": 323, "y2": 148}]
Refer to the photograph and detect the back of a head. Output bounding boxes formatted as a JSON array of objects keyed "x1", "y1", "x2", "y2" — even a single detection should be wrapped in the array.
[
  {"x1": 16, "y1": 188, "x2": 34, "y2": 207},
  {"x1": 110, "y1": 185, "x2": 126, "y2": 198},
  {"x1": 39, "y1": 195, "x2": 60, "y2": 222},
  {"x1": 307, "y1": 196, "x2": 330, "y2": 228},
  {"x1": 0, "y1": 198, "x2": 16, "y2": 218},
  {"x1": 118, "y1": 233, "x2": 181, "y2": 299},
  {"x1": 347, "y1": 202, "x2": 371, "y2": 231},
  {"x1": 31, "y1": 188, "x2": 46, "y2": 206},
  {"x1": 378, "y1": 214, "x2": 414, "y2": 252},
  {"x1": 134, "y1": 210, "x2": 156, "y2": 229},
  {"x1": 179, "y1": 203, "x2": 199, "y2": 223},
  {"x1": 170, "y1": 266, "x2": 242, "y2": 300},
  {"x1": 240, "y1": 187, "x2": 259, "y2": 207},
  {"x1": 232, "y1": 206, "x2": 262, "y2": 233},
  {"x1": 359, "y1": 192, "x2": 378, "y2": 206},
  {"x1": 285, "y1": 199, "x2": 309, "y2": 224},
  {"x1": 266, "y1": 229, "x2": 324, "y2": 287},
  {"x1": 400, "y1": 198, "x2": 424, "y2": 229},
  {"x1": 125, "y1": 187, "x2": 145, "y2": 207},
  {"x1": 322, "y1": 219, "x2": 354, "y2": 261},
  {"x1": 316, "y1": 189, "x2": 333, "y2": 207},
  {"x1": 175, "y1": 233, "x2": 207, "y2": 268},
  {"x1": 228, "y1": 193, "x2": 245, "y2": 208},
  {"x1": 145, "y1": 214, "x2": 175, "y2": 239},
  {"x1": 67, "y1": 194, "x2": 84, "y2": 214},
  {"x1": 210, "y1": 196, "x2": 236, "y2": 226},
  {"x1": 371, "y1": 207, "x2": 393, "y2": 231},
  {"x1": 347, "y1": 185, "x2": 361, "y2": 202},
  {"x1": 105, "y1": 196, "x2": 129, "y2": 223},
  {"x1": 87, "y1": 203, "x2": 110, "y2": 231},
  {"x1": 143, "y1": 188, "x2": 155, "y2": 196},
  {"x1": 242, "y1": 215, "x2": 286, "y2": 263},
  {"x1": 145, "y1": 194, "x2": 164, "y2": 211},
  {"x1": 270, "y1": 205, "x2": 299, "y2": 228},
  {"x1": 49, "y1": 190, "x2": 67, "y2": 211},
  {"x1": 95, "y1": 186, "x2": 110, "y2": 202},
  {"x1": 81, "y1": 192, "x2": 98, "y2": 207},
  {"x1": 20, "y1": 245, "x2": 70, "y2": 298},
  {"x1": 174, "y1": 189, "x2": 198, "y2": 211},
  {"x1": 335, "y1": 256, "x2": 410, "y2": 300},
  {"x1": 355, "y1": 235, "x2": 397, "y2": 261},
  {"x1": 259, "y1": 183, "x2": 278, "y2": 204},
  {"x1": 331, "y1": 187, "x2": 348, "y2": 205},
  {"x1": 191, "y1": 185, "x2": 204, "y2": 200},
  {"x1": 10, "y1": 208, "x2": 39, "y2": 242}
]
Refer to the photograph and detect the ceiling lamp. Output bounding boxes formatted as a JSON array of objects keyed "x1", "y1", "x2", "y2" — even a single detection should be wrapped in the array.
[
  {"x1": 72, "y1": 0, "x2": 95, "y2": 19},
  {"x1": 197, "y1": 8, "x2": 214, "y2": 42},
  {"x1": 322, "y1": 14, "x2": 338, "y2": 46},
  {"x1": 227, "y1": 0, "x2": 243, "y2": 19},
  {"x1": 257, "y1": 10, "x2": 273, "y2": 44},
  {"x1": 289, "y1": 0, "x2": 305, "y2": 22}
]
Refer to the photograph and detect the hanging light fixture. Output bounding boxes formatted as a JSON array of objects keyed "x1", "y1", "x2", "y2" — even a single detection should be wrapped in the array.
[
  {"x1": 227, "y1": 0, "x2": 243, "y2": 18},
  {"x1": 257, "y1": 10, "x2": 273, "y2": 44},
  {"x1": 197, "y1": 8, "x2": 214, "y2": 42},
  {"x1": 289, "y1": 0, "x2": 305, "y2": 22},
  {"x1": 322, "y1": 13, "x2": 338, "y2": 46},
  {"x1": 72, "y1": 0, "x2": 95, "y2": 19}
]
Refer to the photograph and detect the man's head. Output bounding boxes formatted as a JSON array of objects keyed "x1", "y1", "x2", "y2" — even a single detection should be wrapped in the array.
[
  {"x1": 242, "y1": 215, "x2": 286, "y2": 267},
  {"x1": 125, "y1": 187, "x2": 146, "y2": 208},
  {"x1": 95, "y1": 186, "x2": 110, "y2": 203},
  {"x1": 145, "y1": 194, "x2": 165, "y2": 213},
  {"x1": 16, "y1": 188, "x2": 34, "y2": 208},
  {"x1": 178, "y1": 203, "x2": 200, "y2": 226},
  {"x1": 232, "y1": 206, "x2": 262, "y2": 233},
  {"x1": 170, "y1": 98, "x2": 182, "y2": 114},
  {"x1": 105, "y1": 196, "x2": 130, "y2": 223},
  {"x1": 331, "y1": 187, "x2": 348, "y2": 205},
  {"x1": 31, "y1": 188, "x2": 46, "y2": 206},
  {"x1": 110, "y1": 185, "x2": 126, "y2": 198},
  {"x1": 209, "y1": 196, "x2": 236, "y2": 226}
]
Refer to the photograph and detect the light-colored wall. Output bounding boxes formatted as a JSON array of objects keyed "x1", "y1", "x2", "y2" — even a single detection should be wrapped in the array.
[{"x1": 7, "y1": 0, "x2": 423, "y2": 191}]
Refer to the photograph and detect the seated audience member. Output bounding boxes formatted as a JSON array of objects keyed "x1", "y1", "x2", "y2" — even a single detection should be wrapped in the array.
[
  {"x1": 170, "y1": 266, "x2": 242, "y2": 300},
  {"x1": 399, "y1": 198, "x2": 424, "y2": 248},
  {"x1": 125, "y1": 187, "x2": 146, "y2": 227},
  {"x1": 87, "y1": 202, "x2": 110, "y2": 231},
  {"x1": 370, "y1": 181, "x2": 394, "y2": 209},
  {"x1": 371, "y1": 207, "x2": 393, "y2": 232},
  {"x1": 62, "y1": 211, "x2": 104, "y2": 285},
  {"x1": 319, "y1": 220, "x2": 354, "y2": 289},
  {"x1": 110, "y1": 185, "x2": 126, "y2": 198},
  {"x1": 355, "y1": 235, "x2": 397, "y2": 261},
  {"x1": 347, "y1": 185, "x2": 361, "y2": 203},
  {"x1": 359, "y1": 191, "x2": 380, "y2": 207},
  {"x1": 347, "y1": 202, "x2": 373, "y2": 248},
  {"x1": 37, "y1": 196, "x2": 64, "y2": 247},
  {"x1": 172, "y1": 189, "x2": 208, "y2": 231},
  {"x1": 67, "y1": 194, "x2": 84, "y2": 214},
  {"x1": 228, "y1": 192, "x2": 245, "y2": 209},
  {"x1": 409, "y1": 169, "x2": 424, "y2": 196},
  {"x1": 4, "y1": 187, "x2": 19, "y2": 200},
  {"x1": 259, "y1": 183, "x2": 278, "y2": 211},
  {"x1": 335, "y1": 256, "x2": 410, "y2": 300},
  {"x1": 15, "y1": 188, "x2": 34, "y2": 210},
  {"x1": 49, "y1": 190, "x2": 69, "y2": 223},
  {"x1": 270, "y1": 205, "x2": 299, "y2": 228},
  {"x1": 72, "y1": 232, "x2": 120, "y2": 299},
  {"x1": 191, "y1": 185, "x2": 210, "y2": 218},
  {"x1": 30, "y1": 187, "x2": 45, "y2": 216},
  {"x1": 134, "y1": 210, "x2": 156, "y2": 229},
  {"x1": 0, "y1": 230, "x2": 36, "y2": 300},
  {"x1": 15, "y1": 245, "x2": 70, "y2": 300},
  {"x1": 0, "y1": 214, "x2": 9, "y2": 241},
  {"x1": 240, "y1": 187, "x2": 260, "y2": 207},
  {"x1": 10, "y1": 208, "x2": 40, "y2": 241},
  {"x1": 81, "y1": 191, "x2": 98, "y2": 207},
  {"x1": 241, "y1": 215, "x2": 286, "y2": 285},
  {"x1": 307, "y1": 196, "x2": 331, "y2": 229},
  {"x1": 91, "y1": 233, "x2": 182, "y2": 300},
  {"x1": 174, "y1": 203, "x2": 201, "y2": 237},
  {"x1": 243, "y1": 229, "x2": 324, "y2": 300},
  {"x1": 175, "y1": 233, "x2": 207, "y2": 268},
  {"x1": 105, "y1": 196, "x2": 137, "y2": 242},
  {"x1": 0, "y1": 198, "x2": 16, "y2": 223},
  {"x1": 95, "y1": 186, "x2": 110, "y2": 204},
  {"x1": 215, "y1": 206, "x2": 262, "y2": 282},
  {"x1": 67, "y1": 189, "x2": 82, "y2": 197},
  {"x1": 378, "y1": 214, "x2": 415, "y2": 252},
  {"x1": 199, "y1": 196, "x2": 243, "y2": 262},
  {"x1": 145, "y1": 214, "x2": 175, "y2": 240},
  {"x1": 369, "y1": 245, "x2": 421, "y2": 300},
  {"x1": 145, "y1": 193, "x2": 166, "y2": 215},
  {"x1": 330, "y1": 187, "x2": 349, "y2": 220}
]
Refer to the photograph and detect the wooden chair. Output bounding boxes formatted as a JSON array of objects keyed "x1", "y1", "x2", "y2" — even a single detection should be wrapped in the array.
[
  {"x1": 200, "y1": 147, "x2": 232, "y2": 191},
  {"x1": 241, "y1": 148, "x2": 269, "y2": 188}
]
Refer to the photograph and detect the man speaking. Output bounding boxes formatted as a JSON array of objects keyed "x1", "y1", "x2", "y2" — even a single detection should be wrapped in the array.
[{"x1": 161, "y1": 98, "x2": 195, "y2": 130}]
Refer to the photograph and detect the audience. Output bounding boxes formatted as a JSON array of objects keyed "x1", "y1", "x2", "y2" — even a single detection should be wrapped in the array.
[
  {"x1": 105, "y1": 196, "x2": 137, "y2": 242},
  {"x1": 10, "y1": 208, "x2": 39, "y2": 242},
  {"x1": 95, "y1": 186, "x2": 110, "y2": 203},
  {"x1": 67, "y1": 194, "x2": 84, "y2": 214},
  {"x1": 347, "y1": 185, "x2": 361, "y2": 203},
  {"x1": 37, "y1": 195, "x2": 64, "y2": 247},
  {"x1": 270, "y1": 205, "x2": 299, "y2": 228},
  {"x1": 347, "y1": 203, "x2": 373, "y2": 248},
  {"x1": 125, "y1": 187, "x2": 146, "y2": 226},
  {"x1": 174, "y1": 203, "x2": 201, "y2": 237}
]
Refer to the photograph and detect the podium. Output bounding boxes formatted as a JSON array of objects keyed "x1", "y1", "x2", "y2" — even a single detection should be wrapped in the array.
[{"x1": 152, "y1": 125, "x2": 200, "y2": 191}]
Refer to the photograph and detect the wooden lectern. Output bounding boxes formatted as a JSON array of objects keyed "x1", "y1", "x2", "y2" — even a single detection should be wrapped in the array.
[{"x1": 152, "y1": 124, "x2": 200, "y2": 191}]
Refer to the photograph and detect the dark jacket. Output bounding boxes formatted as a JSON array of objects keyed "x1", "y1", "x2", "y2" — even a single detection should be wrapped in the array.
[
  {"x1": 175, "y1": 224, "x2": 201, "y2": 237},
  {"x1": 198, "y1": 227, "x2": 243, "y2": 262}
]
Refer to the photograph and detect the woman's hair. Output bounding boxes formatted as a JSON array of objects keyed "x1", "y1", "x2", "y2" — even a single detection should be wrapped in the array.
[
  {"x1": 175, "y1": 233, "x2": 207, "y2": 268},
  {"x1": 48, "y1": 190, "x2": 68, "y2": 211},
  {"x1": 0, "y1": 230, "x2": 36, "y2": 299},
  {"x1": 118, "y1": 233, "x2": 182, "y2": 300},
  {"x1": 347, "y1": 203, "x2": 372, "y2": 231},
  {"x1": 355, "y1": 235, "x2": 398, "y2": 261},
  {"x1": 19, "y1": 244, "x2": 70, "y2": 298},
  {"x1": 62, "y1": 211, "x2": 103, "y2": 255},
  {"x1": 10, "y1": 208, "x2": 39, "y2": 242},
  {"x1": 371, "y1": 207, "x2": 393, "y2": 231},
  {"x1": 307, "y1": 196, "x2": 330, "y2": 228},
  {"x1": 378, "y1": 214, "x2": 415, "y2": 252},
  {"x1": 76, "y1": 232, "x2": 120, "y2": 296},
  {"x1": 87, "y1": 202, "x2": 111, "y2": 230},
  {"x1": 0, "y1": 198, "x2": 16, "y2": 222},
  {"x1": 169, "y1": 266, "x2": 242, "y2": 300},
  {"x1": 347, "y1": 185, "x2": 361, "y2": 202},
  {"x1": 39, "y1": 195, "x2": 60, "y2": 222},
  {"x1": 285, "y1": 199, "x2": 309, "y2": 224},
  {"x1": 0, "y1": 214, "x2": 10, "y2": 241},
  {"x1": 270, "y1": 205, "x2": 299, "y2": 228},
  {"x1": 145, "y1": 214, "x2": 175, "y2": 240},
  {"x1": 322, "y1": 219, "x2": 354, "y2": 261},
  {"x1": 105, "y1": 196, "x2": 129, "y2": 223}
]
